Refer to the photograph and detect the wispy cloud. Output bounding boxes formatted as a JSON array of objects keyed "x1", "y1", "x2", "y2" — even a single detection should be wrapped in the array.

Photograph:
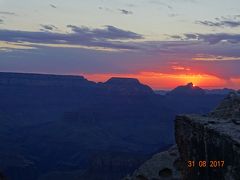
[
  {"x1": 40, "y1": 24, "x2": 58, "y2": 31},
  {"x1": 184, "y1": 33, "x2": 240, "y2": 44},
  {"x1": 119, "y1": 9, "x2": 133, "y2": 15},
  {"x1": 196, "y1": 16, "x2": 240, "y2": 28},
  {"x1": 98, "y1": 6, "x2": 114, "y2": 13},
  {"x1": 98, "y1": 7, "x2": 133, "y2": 15},
  {"x1": 0, "y1": 11, "x2": 16, "y2": 16},
  {"x1": 49, "y1": 4, "x2": 57, "y2": 8},
  {"x1": 192, "y1": 54, "x2": 240, "y2": 61},
  {"x1": 171, "y1": 66, "x2": 191, "y2": 71},
  {"x1": 67, "y1": 25, "x2": 142, "y2": 40},
  {"x1": 170, "y1": 33, "x2": 240, "y2": 44}
]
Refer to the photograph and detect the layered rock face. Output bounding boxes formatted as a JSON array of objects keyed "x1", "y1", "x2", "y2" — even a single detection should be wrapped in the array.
[{"x1": 175, "y1": 91, "x2": 240, "y2": 180}]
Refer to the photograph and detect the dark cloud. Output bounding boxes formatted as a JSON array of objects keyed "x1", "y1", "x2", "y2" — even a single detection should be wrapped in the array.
[
  {"x1": 169, "y1": 35, "x2": 182, "y2": 39},
  {"x1": 184, "y1": 33, "x2": 240, "y2": 44},
  {"x1": 67, "y1": 25, "x2": 142, "y2": 40},
  {"x1": 186, "y1": 34, "x2": 198, "y2": 39},
  {"x1": 40, "y1": 24, "x2": 58, "y2": 31},
  {"x1": 119, "y1": 9, "x2": 133, "y2": 15},
  {"x1": 0, "y1": 25, "x2": 143, "y2": 50},
  {"x1": 170, "y1": 32, "x2": 240, "y2": 44},
  {"x1": 196, "y1": 20, "x2": 222, "y2": 27},
  {"x1": 197, "y1": 20, "x2": 240, "y2": 28},
  {"x1": 0, "y1": 11, "x2": 16, "y2": 16},
  {"x1": 0, "y1": 19, "x2": 3, "y2": 24},
  {"x1": 196, "y1": 16, "x2": 240, "y2": 28},
  {"x1": 50, "y1": 4, "x2": 57, "y2": 8}
]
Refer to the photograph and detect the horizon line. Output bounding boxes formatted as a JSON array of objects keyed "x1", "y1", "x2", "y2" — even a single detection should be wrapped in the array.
[{"x1": 0, "y1": 71, "x2": 237, "y2": 91}]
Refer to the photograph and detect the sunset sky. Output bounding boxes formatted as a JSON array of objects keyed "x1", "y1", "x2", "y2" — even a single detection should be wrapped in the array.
[{"x1": 0, "y1": 0, "x2": 240, "y2": 89}]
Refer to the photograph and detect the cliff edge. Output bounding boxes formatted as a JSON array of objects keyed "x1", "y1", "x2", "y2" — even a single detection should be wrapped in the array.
[
  {"x1": 175, "y1": 90, "x2": 240, "y2": 180},
  {"x1": 125, "y1": 91, "x2": 240, "y2": 180}
]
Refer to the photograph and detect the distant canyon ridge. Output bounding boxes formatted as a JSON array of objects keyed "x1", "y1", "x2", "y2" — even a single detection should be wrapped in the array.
[{"x1": 0, "y1": 72, "x2": 226, "y2": 180}]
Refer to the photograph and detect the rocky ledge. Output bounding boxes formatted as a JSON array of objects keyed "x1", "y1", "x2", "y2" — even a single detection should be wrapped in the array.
[
  {"x1": 123, "y1": 145, "x2": 181, "y2": 180},
  {"x1": 126, "y1": 91, "x2": 240, "y2": 180},
  {"x1": 175, "y1": 91, "x2": 240, "y2": 180}
]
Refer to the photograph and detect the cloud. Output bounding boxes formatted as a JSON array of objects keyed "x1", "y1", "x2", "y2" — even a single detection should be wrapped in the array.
[
  {"x1": 119, "y1": 9, "x2": 133, "y2": 15},
  {"x1": 0, "y1": 11, "x2": 16, "y2": 16},
  {"x1": 67, "y1": 25, "x2": 142, "y2": 40},
  {"x1": 197, "y1": 20, "x2": 240, "y2": 28},
  {"x1": 1, "y1": 30, "x2": 240, "y2": 85},
  {"x1": 98, "y1": 7, "x2": 133, "y2": 15},
  {"x1": 0, "y1": 19, "x2": 3, "y2": 24},
  {"x1": 50, "y1": 4, "x2": 57, "y2": 8},
  {"x1": 183, "y1": 33, "x2": 240, "y2": 44},
  {"x1": 169, "y1": 35, "x2": 182, "y2": 39},
  {"x1": 0, "y1": 25, "x2": 143, "y2": 51},
  {"x1": 40, "y1": 24, "x2": 58, "y2": 31},
  {"x1": 171, "y1": 33, "x2": 240, "y2": 44},
  {"x1": 192, "y1": 54, "x2": 240, "y2": 61},
  {"x1": 196, "y1": 16, "x2": 240, "y2": 28},
  {"x1": 171, "y1": 66, "x2": 191, "y2": 71},
  {"x1": 98, "y1": 7, "x2": 113, "y2": 12}
]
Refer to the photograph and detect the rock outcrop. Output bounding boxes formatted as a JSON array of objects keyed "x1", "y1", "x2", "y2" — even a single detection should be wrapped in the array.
[
  {"x1": 175, "y1": 91, "x2": 240, "y2": 180},
  {"x1": 126, "y1": 91, "x2": 240, "y2": 180},
  {"x1": 124, "y1": 145, "x2": 181, "y2": 180},
  {"x1": 209, "y1": 91, "x2": 240, "y2": 120}
]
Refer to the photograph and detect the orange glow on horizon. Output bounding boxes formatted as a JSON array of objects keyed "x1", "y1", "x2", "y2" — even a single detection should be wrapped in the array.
[{"x1": 83, "y1": 72, "x2": 240, "y2": 90}]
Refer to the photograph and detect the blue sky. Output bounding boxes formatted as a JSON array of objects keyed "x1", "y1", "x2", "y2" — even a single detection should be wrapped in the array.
[{"x1": 1, "y1": 0, "x2": 240, "y2": 89}]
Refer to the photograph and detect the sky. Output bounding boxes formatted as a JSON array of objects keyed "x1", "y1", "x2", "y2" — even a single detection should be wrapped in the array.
[{"x1": 0, "y1": 0, "x2": 240, "y2": 89}]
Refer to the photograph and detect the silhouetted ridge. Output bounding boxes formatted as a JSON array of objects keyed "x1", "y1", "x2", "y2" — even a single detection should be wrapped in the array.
[
  {"x1": 0, "y1": 72, "x2": 95, "y2": 87},
  {"x1": 103, "y1": 77, "x2": 154, "y2": 95},
  {"x1": 167, "y1": 82, "x2": 205, "y2": 96},
  {"x1": 0, "y1": 72, "x2": 225, "y2": 180}
]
